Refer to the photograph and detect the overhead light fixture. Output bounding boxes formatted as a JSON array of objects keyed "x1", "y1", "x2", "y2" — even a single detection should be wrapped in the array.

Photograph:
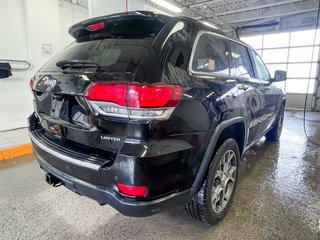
[
  {"x1": 162, "y1": 12, "x2": 174, "y2": 17},
  {"x1": 202, "y1": 21, "x2": 218, "y2": 29},
  {"x1": 150, "y1": 0, "x2": 183, "y2": 13}
]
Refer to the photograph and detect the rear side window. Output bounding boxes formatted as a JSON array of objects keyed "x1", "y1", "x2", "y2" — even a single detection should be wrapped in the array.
[
  {"x1": 192, "y1": 33, "x2": 230, "y2": 75},
  {"x1": 229, "y1": 41, "x2": 254, "y2": 78},
  {"x1": 250, "y1": 50, "x2": 270, "y2": 81}
]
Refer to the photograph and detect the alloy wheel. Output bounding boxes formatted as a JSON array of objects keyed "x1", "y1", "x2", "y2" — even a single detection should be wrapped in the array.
[{"x1": 211, "y1": 150, "x2": 237, "y2": 214}]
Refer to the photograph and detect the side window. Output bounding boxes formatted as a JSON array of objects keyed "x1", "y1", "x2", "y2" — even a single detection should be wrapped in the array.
[
  {"x1": 229, "y1": 41, "x2": 254, "y2": 78},
  {"x1": 250, "y1": 50, "x2": 271, "y2": 81},
  {"x1": 192, "y1": 33, "x2": 230, "y2": 75}
]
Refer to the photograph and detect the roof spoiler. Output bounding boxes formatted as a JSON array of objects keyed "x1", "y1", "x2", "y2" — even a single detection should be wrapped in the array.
[{"x1": 68, "y1": 11, "x2": 171, "y2": 39}]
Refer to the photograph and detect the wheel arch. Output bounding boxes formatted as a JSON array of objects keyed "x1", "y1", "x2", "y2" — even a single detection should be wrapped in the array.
[
  {"x1": 282, "y1": 97, "x2": 286, "y2": 106},
  {"x1": 191, "y1": 117, "x2": 246, "y2": 195}
]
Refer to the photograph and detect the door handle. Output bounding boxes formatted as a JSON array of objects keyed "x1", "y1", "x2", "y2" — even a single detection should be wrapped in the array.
[
  {"x1": 238, "y1": 83, "x2": 249, "y2": 90},
  {"x1": 226, "y1": 79, "x2": 237, "y2": 83}
]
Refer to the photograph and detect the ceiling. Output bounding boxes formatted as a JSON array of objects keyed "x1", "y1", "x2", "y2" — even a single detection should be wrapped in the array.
[{"x1": 146, "y1": 0, "x2": 319, "y2": 34}]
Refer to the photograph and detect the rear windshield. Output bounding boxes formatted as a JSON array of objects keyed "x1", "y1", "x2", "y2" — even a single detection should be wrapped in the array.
[
  {"x1": 40, "y1": 18, "x2": 167, "y2": 73},
  {"x1": 40, "y1": 38, "x2": 155, "y2": 72}
]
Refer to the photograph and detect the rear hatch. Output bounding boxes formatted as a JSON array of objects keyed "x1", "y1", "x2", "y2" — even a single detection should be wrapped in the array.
[{"x1": 31, "y1": 12, "x2": 170, "y2": 161}]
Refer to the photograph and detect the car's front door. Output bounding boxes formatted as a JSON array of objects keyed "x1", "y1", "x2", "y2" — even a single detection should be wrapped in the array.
[{"x1": 249, "y1": 50, "x2": 280, "y2": 133}]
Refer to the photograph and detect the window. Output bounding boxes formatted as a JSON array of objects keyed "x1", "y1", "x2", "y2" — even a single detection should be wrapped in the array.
[
  {"x1": 266, "y1": 63, "x2": 287, "y2": 78},
  {"x1": 290, "y1": 30, "x2": 316, "y2": 46},
  {"x1": 262, "y1": 48, "x2": 288, "y2": 63},
  {"x1": 41, "y1": 38, "x2": 154, "y2": 73},
  {"x1": 241, "y1": 35, "x2": 263, "y2": 49},
  {"x1": 288, "y1": 46, "x2": 319, "y2": 62},
  {"x1": 263, "y1": 32, "x2": 290, "y2": 48},
  {"x1": 287, "y1": 63, "x2": 317, "y2": 78},
  {"x1": 229, "y1": 41, "x2": 254, "y2": 78},
  {"x1": 192, "y1": 33, "x2": 229, "y2": 75},
  {"x1": 241, "y1": 29, "x2": 320, "y2": 94},
  {"x1": 41, "y1": 18, "x2": 167, "y2": 73},
  {"x1": 250, "y1": 51, "x2": 270, "y2": 81},
  {"x1": 286, "y1": 79, "x2": 315, "y2": 93}
]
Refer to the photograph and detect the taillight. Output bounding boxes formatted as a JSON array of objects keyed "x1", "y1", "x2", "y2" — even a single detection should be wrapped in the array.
[
  {"x1": 85, "y1": 81, "x2": 182, "y2": 120},
  {"x1": 29, "y1": 76, "x2": 35, "y2": 92},
  {"x1": 116, "y1": 183, "x2": 148, "y2": 197},
  {"x1": 86, "y1": 22, "x2": 105, "y2": 31},
  {"x1": 85, "y1": 82, "x2": 127, "y2": 105},
  {"x1": 126, "y1": 84, "x2": 182, "y2": 108}
]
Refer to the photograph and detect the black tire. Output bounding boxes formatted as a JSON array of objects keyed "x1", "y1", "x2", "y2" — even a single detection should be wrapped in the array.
[
  {"x1": 185, "y1": 138, "x2": 240, "y2": 226},
  {"x1": 265, "y1": 104, "x2": 284, "y2": 141}
]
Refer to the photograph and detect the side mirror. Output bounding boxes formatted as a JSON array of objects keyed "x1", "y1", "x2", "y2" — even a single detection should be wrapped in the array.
[
  {"x1": 0, "y1": 63, "x2": 12, "y2": 79},
  {"x1": 272, "y1": 70, "x2": 286, "y2": 82}
]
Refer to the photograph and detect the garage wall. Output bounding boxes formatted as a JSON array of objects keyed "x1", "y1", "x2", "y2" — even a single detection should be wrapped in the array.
[
  {"x1": 0, "y1": 0, "x2": 88, "y2": 131},
  {"x1": 25, "y1": 0, "x2": 62, "y2": 72},
  {"x1": 59, "y1": 0, "x2": 89, "y2": 48},
  {"x1": 0, "y1": 0, "x2": 29, "y2": 60},
  {"x1": 0, "y1": 0, "x2": 32, "y2": 131},
  {"x1": 241, "y1": 29, "x2": 320, "y2": 110}
]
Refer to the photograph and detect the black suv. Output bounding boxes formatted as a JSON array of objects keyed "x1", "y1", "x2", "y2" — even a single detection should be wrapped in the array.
[{"x1": 28, "y1": 11, "x2": 286, "y2": 225}]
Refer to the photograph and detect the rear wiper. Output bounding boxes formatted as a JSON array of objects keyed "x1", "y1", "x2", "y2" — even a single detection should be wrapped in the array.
[{"x1": 56, "y1": 60, "x2": 100, "y2": 68}]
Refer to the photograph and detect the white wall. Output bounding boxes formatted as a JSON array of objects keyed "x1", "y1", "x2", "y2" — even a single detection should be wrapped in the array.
[
  {"x1": 25, "y1": 0, "x2": 62, "y2": 72},
  {"x1": 59, "y1": 0, "x2": 89, "y2": 48},
  {"x1": 0, "y1": 0, "x2": 32, "y2": 131},
  {"x1": 0, "y1": 0, "x2": 88, "y2": 131},
  {"x1": 0, "y1": 0, "x2": 29, "y2": 60}
]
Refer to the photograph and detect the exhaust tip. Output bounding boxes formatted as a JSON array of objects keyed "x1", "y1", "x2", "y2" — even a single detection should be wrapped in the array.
[{"x1": 45, "y1": 173, "x2": 63, "y2": 187}]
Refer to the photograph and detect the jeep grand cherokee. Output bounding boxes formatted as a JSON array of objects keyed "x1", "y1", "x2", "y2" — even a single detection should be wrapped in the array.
[{"x1": 28, "y1": 11, "x2": 286, "y2": 225}]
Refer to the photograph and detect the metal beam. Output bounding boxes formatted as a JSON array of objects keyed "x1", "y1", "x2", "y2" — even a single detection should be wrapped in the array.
[
  {"x1": 181, "y1": 2, "x2": 237, "y2": 31},
  {"x1": 220, "y1": 0, "x2": 318, "y2": 24},
  {"x1": 182, "y1": 0, "x2": 221, "y2": 9},
  {"x1": 216, "y1": 0, "x2": 302, "y2": 16}
]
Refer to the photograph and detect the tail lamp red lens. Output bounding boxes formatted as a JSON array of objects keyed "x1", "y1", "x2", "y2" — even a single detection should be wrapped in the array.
[
  {"x1": 29, "y1": 76, "x2": 35, "y2": 91},
  {"x1": 116, "y1": 183, "x2": 148, "y2": 197},
  {"x1": 85, "y1": 82, "x2": 182, "y2": 108},
  {"x1": 86, "y1": 22, "x2": 105, "y2": 31},
  {"x1": 85, "y1": 82, "x2": 127, "y2": 106}
]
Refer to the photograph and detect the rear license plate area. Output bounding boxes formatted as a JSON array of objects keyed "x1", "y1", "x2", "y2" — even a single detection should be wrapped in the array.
[{"x1": 51, "y1": 95, "x2": 69, "y2": 121}]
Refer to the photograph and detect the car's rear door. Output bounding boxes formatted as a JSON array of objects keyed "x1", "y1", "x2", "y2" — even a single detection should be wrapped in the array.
[{"x1": 228, "y1": 41, "x2": 267, "y2": 144}]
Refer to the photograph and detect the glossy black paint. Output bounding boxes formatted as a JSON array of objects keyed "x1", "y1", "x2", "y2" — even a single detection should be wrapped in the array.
[{"x1": 28, "y1": 11, "x2": 285, "y2": 216}]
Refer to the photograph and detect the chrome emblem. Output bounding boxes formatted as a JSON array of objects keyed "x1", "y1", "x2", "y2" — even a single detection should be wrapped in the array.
[
  {"x1": 101, "y1": 136, "x2": 121, "y2": 142},
  {"x1": 42, "y1": 76, "x2": 57, "y2": 88}
]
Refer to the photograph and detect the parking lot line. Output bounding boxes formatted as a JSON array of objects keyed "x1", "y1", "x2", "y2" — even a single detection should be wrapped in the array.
[{"x1": 0, "y1": 144, "x2": 32, "y2": 161}]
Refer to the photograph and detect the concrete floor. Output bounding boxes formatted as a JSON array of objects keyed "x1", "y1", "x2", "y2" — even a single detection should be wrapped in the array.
[{"x1": 1, "y1": 110, "x2": 320, "y2": 240}]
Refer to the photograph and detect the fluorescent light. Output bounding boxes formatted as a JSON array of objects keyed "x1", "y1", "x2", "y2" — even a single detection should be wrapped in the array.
[
  {"x1": 202, "y1": 21, "x2": 218, "y2": 29},
  {"x1": 151, "y1": 0, "x2": 183, "y2": 13},
  {"x1": 162, "y1": 12, "x2": 173, "y2": 17}
]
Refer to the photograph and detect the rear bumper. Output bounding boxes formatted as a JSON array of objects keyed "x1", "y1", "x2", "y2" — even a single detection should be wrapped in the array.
[
  {"x1": 35, "y1": 152, "x2": 191, "y2": 217},
  {"x1": 29, "y1": 127, "x2": 192, "y2": 217}
]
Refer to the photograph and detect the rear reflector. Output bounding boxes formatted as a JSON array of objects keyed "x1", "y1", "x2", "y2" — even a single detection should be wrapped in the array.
[
  {"x1": 116, "y1": 183, "x2": 148, "y2": 197},
  {"x1": 86, "y1": 22, "x2": 105, "y2": 31},
  {"x1": 85, "y1": 82, "x2": 182, "y2": 108}
]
